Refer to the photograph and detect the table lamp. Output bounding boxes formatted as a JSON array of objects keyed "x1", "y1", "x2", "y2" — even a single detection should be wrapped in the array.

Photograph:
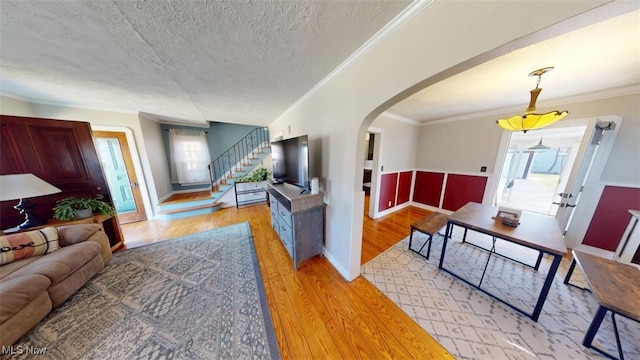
[{"x1": 0, "y1": 173, "x2": 62, "y2": 231}]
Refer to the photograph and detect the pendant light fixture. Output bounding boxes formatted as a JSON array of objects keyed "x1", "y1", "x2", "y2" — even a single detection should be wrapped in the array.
[
  {"x1": 528, "y1": 138, "x2": 550, "y2": 151},
  {"x1": 496, "y1": 67, "x2": 569, "y2": 133}
]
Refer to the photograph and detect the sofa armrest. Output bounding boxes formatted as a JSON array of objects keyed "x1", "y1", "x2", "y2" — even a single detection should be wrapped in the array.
[
  {"x1": 85, "y1": 231, "x2": 112, "y2": 265},
  {"x1": 57, "y1": 225, "x2": 112, "y2": 265}
]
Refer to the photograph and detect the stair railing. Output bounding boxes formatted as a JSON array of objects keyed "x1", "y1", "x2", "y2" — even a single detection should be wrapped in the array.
[{"x1": 208, "y1": 127, "x2": 270, "y2": 192}]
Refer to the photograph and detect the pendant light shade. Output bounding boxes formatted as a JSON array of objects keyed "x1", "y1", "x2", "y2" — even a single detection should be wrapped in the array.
[
  {"x1": 528, "y1": 138, "x2": 551, "y2": 151},
  {"x1": 497, "y1": 67, "x2": 568, "y2": 133}
]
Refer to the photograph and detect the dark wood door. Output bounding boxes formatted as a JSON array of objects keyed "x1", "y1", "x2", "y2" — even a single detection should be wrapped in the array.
[{"x1": 0, "y1": 116, "x2": 115, "y2": 232}]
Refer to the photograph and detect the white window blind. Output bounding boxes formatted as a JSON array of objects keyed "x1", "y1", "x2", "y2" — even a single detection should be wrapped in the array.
[{"x1": 169, "y1": 129, "x2": 211, "y2": 185}]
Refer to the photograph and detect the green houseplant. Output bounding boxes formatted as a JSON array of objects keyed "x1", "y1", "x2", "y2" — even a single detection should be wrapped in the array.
[
  {"x1": 53, "y1": 194, "x2": 116, "y2": 221},
  {"x1": 237, "y1": 167, "x2": 270, "y2": 183}
]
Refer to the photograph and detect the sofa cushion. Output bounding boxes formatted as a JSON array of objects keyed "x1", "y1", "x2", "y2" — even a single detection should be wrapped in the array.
[
  {"x1": 57, "y1": 224, "x2": 101, "y2": 247},
  {"x1": 0, "y1": 227, "x2": 59, "y2": 265},
  {"x1": 0, "y1": 274, "x2": 51, "y2": 323},
  {"x1": 1, "y1": 241, "x2": 100, "y2": 286},
  {"x1": 0, "y1": 256, "x2": 40, "y2": 281}
]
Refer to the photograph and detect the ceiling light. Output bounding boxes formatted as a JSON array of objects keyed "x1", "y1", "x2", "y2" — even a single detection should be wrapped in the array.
[
  {"x1": 528, "y1": 138, "x2": 551, "y2": 151},
  {"x1": 496, "y1": 67, "x2": 569, "y2": 133}
]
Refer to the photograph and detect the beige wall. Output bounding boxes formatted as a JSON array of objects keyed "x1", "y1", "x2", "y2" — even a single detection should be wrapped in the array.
[
  {"x1": 370, "y1": 115, "x2": 419, "y2": 173},
  {"x1": 416, "y1": 93, "x2": 640, "y2": 186}
]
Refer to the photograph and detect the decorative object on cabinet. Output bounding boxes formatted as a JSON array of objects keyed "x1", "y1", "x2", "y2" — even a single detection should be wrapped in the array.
[
  {"x1": 0, "y1": 173, "x2": 62, "y2": 231},
  {"x1": 267, "y1": 182, "x2": 324, "y2": 269},
  {"x1": 53, "y1": 194, "x2": 116, "y2": 221},
  {"x1": 496, "y1": 67, "x2": 568, "y2": 133},
  {"x1": 237, "y1": 167, "x2": 270, "y2": 183}
]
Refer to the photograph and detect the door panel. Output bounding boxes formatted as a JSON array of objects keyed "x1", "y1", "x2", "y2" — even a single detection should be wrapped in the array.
[
  {"x1": 378, "y1": 173, "x2": 398, "y2": 211},
  {"x1": 93, "y1": 131, "x2": 147, "y2": 224},
  {"x1": 581, "y1": 186, "x2": 640, "y2": 251}
]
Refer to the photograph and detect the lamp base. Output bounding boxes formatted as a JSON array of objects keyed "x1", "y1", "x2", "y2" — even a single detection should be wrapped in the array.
[{"x1": 13, "y1": 198, "x2": 44, "y2": 230}]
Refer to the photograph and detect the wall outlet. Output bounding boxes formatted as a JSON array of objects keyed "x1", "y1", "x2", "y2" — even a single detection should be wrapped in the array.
[
  {"x1": 388, "y1": 201, "x2": 392, "y2": 207},
  {"x1": 480, "y1": 166, "x2": 487, "y2": 172}
]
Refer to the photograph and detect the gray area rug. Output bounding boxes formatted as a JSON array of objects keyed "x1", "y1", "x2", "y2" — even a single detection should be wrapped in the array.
[
  {"x1": 362, "y1": 227, "x2": 640, "y2": 360},
  {"x1": 11, "y1": 222, "x2": 280, "y2": 360}
]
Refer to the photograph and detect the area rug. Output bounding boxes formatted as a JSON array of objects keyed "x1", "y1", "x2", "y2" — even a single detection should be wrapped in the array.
[
  {"x1": 10, "y1": 222, "x2": 280, "y2": 360},
  {"x1": 362, "y1": 227, "x2": 640, "y2": 360}
]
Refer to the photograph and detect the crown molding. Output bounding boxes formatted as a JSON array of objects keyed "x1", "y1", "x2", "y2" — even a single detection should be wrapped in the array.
[
  {"x1": 276, "y1": 0, "x2": 436, "y2": 123},
  {"x1": 421, "y1": 85, "x2": 640, "y2": 126},
  {"x1": 380, "y1": 111, "x2": 421, "y2": 126}
]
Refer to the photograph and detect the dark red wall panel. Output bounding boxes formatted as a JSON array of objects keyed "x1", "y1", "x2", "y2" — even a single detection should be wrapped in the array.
[
  {"x1": 582, "y1": 186, "x2": 640, "y2": 251},
  {"x1": 413, "y1": 171, "x2": 445, "y2": 207},
  {"x1": 378, "y1": 173, "x2": 398, "y2": 211},
  {"x1": 397, "y1": 171, "x2": 413, "y2": 205},
  {"x1": 442, "y1": 174, "x2": 487, "y2": 211}
]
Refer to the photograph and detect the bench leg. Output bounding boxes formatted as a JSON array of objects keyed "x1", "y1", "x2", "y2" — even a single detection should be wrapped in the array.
[
  {"x1": 409, "y1": 228, "x2": 415, "y2": 250},
  {"x1": 564, "y1": 258, "x2": 591, "y2": 291},
  {"x1": 409, "y1": 229, "x2": 432, "y2": 260},
  {"x1": 583, "y1": 306, "x2": 607, "y2": 348},
  {"x1": 426, "y1": 234, "x2": 433, "y2": 260},
  {"x1": 564, "y1": 259, "x2": 577, "y2": 284},
  {"x1": 612, "y1": 313, "x2": 625, "y2": 360}
]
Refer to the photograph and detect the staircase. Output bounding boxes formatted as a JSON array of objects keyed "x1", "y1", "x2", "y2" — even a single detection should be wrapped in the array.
[{"x1": 156, "y1": 127, "x2": 270, "y2": 220}]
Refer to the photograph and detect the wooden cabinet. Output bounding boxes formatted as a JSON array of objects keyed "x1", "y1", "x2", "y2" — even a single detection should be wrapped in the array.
[
  {"x1": 0, "y1": 115, "x2": 123, "y2": 247},
  {"x1": 267, "y1": 183, "x2": 324, "y2": 269}
]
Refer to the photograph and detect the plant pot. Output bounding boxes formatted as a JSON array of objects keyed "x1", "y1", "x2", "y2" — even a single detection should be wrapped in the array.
[{"x1": 74, "y1": 208, "x2": 93, "y2": 219}]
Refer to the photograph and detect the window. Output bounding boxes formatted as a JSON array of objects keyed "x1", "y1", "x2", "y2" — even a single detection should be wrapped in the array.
[{"x1": 169, "y1": 129, "x2": 211, "y2": 185}]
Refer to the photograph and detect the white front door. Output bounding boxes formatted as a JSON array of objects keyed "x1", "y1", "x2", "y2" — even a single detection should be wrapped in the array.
[{"x1": 562, "y1": 116, "x2": 622, "y2": 249}]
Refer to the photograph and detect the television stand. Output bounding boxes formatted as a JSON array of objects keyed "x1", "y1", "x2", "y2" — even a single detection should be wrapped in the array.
[{"x1": 267, "y1": 182, "x2": 324, "y2": 269}]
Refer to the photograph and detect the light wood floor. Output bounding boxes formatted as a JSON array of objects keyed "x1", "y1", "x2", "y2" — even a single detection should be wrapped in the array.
[{"x1": 120, "y1": 200, "x2": 452, "y2": 359}]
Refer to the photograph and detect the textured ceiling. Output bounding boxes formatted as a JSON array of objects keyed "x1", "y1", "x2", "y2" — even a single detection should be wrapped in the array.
[{"x1": 0, "y1": 0, "x2": 411, "y2": 126}]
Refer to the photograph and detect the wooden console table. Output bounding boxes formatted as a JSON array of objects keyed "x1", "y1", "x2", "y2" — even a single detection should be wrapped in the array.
[
  {"x1": 234, "y1": 181, "x2": 268, "y2": 208},
  {"x1": 572, "y1": 250, "x2": 640, "y2": 360}
]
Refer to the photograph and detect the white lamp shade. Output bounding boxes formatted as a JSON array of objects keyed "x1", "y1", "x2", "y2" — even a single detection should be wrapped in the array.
[{"x1": 0, "y1": 174, "x2": 62, "y2": 201}]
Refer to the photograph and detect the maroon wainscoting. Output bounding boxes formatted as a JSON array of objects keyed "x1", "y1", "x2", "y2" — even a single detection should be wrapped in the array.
[
  {"x1": 441, "y1": 174, "x2": 488, "y2": 211},
  {"x1": 396, "y1": 171, "x2": 413, "y2": 205},
  {"x1": 378, "y1": 173, "x2": 399, "y2": 211},
  {"x1": 413, "y1": 171, "x2": 445, "y2": 207},
  {"x1": 582, "y1": 186, "x2": 640, "y2": 251}
]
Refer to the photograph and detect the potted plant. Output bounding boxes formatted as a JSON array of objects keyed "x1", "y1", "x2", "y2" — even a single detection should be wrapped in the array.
[
  {"x1": 237, "y1": 167, "x2": 270, "y2": 183},
  {"x1": 53, "y1": 194, "x2": 116, "y2": 221}
]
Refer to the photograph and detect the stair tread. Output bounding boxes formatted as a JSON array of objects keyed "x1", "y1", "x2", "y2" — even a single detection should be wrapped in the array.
[{"x1": 158, "y1": 201, "x2": 222, "y2": 214}]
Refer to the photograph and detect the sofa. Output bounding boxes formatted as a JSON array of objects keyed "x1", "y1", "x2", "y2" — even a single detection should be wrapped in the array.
[{"x1": 0, "y1": 224, "x2": 112, "y2": 346}]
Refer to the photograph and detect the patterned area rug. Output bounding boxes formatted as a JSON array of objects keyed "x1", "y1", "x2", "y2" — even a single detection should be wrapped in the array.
[
  {"x1": 362, "y1": 227, "x2": 640, "y2": 360},
  {"x1": 10, "y1": 222, "x2": 280, "y2": 360}
]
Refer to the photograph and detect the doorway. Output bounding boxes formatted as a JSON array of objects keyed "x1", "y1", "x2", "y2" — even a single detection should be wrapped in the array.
[
  {"x1": 492, "y1": 116, "x2": 622, "y2": 248},
  {"x1": 93, "y1": 130, "x2": 147, "y2": 224},
  {"x1": 494, "y1": 125, "x2": 587, "y2": 216}
]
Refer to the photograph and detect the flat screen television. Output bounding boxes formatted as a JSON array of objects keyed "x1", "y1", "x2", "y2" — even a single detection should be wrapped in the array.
[{"x1": 271, "y1": 135, "x2": 309, "y2": 189}]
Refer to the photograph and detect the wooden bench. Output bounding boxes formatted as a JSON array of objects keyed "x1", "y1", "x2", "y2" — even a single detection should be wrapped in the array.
[
  {"x1": 571, "y1": 250, "x2": 640, "y2": 360},
  {"x1": 408, "y1": 212, "x2": 448, "y2": 260}
]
